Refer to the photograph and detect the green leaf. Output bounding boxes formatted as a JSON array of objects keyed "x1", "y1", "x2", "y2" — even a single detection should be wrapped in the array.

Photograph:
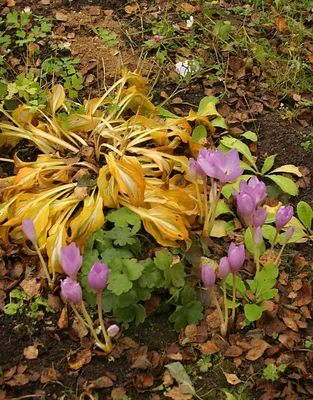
[
  {"x1": 226, "y1": 275, "x2": 246, "y2": 297},
  {"x1": 241, "y1": 131, "x2": 257, "y2": 142},
  {"x1": 261, "y1": 155, "x2": 276, "y2": 175},
  {"x1": 259, "y1": 288, "x2": 278, "y2": 301},
  {"x1": 100, "y1": 247, "x2": 133, "y2": 264},
  {"x1": 4, "y1": 302, "x2": 24, "y2": 316},
  {"x1": 244, "y1": 304, "x2": 267, "y2": 322},
  {"x1": 220, "y1": 136, "x2": 258, "y2": 170},
  {"x1": 20, "y1": 12, "x2": 30, "y2": 26},
  {"x1": 191, "y1": 125, "x2": 207, "y2": 142},
  {"x1": 198, "y1": 96, "x2": 219, "y2": 116},
  {"x1": 6, "y1": 11, "x2": 18, "y2": 25},
  {"x1": 108, "y1": 258, "x2": 144, "y2": 295},
  {"x1": 269, "y1": 164, "x2": 302, "y2": 177},
  {"x1": 216, "y1": 200, "x2": 234, "y2": 217},
  {"x1": 263, "y1": 365, "x2": 279, "y2": 382},
  {"x1": 297, "y1": 201, "x2": 313, "y2": 230},
  {"x1": 180, "y1": 286, "x2": 196, "y2": 305},
  {"x1": 154, "y1": 249, "x2": 173, "y2": 271},
  {"x1": 81, "y1": 249, "x2": 99, "y2": 275},
  {"x1": 221, "y1": 174, "x2": 253, "y2": 199},
  {"x1": 106, "y1": 207, "x2": 141, "y2": 233},
  {"x1": 262, "y1": 224, "x2": 281, "y2": 245},
  {"x1": 169, "y1": 301, "x2": 203, "y2": 331},
  {"x1": 266, "y1": 174, "x2": 298, "y2": 196},
  {"x1": 157, "y1": 107, "x2": 179, "y2": 118},
  {"x1": 138, "y1": 258, "x2": 164, "y2": 289},
  {"x1": 164, "y1": 262, "x2": 186, "y2": 288},
  {"x1": 114, "y1": 303, "x2": 146, "y2": 326},
  {"x1": 245, "y1": 227, "x2": 266, "y2": 254},
  {"x1": 104, "y1": 226, "x2": 136, "y2": 246},
  {"x1": 240, "y1": 161, "x2": 258, "y2": 173},
  {"x1": 211, "y1": 116, "x2": 227, "y2": 129},
  {"x1": 254, "y1": 45, "x2": 266, "y2": 65}
]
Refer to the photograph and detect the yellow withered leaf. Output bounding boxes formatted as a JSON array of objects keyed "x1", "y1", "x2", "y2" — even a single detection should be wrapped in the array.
[
  {"x1": 50, "y1": 84, "x2": 65, "y2": 115},
  {"x1": 66, "y1": 114, "x2": 101, "y2": 132},
  {"x1": 97, "y1": 166, "x2": 119, "y2": 208},
  {"x1": 122, "y1": 86, "x2": 156, "y2": 115},
  {"x1": 11, "y1": 167, "x2": 38, "y2": 190},
  {"x1": 123, "y1": 203, "x2": 190, "y2": 247},
  {"x1": 12, "y1": 104, "x2": 36, "y2": 125},
  {"x1": 106, "y1": 153, "x2": 145, "y2": 206},
  {"x1": 69, "y1": 192, "x2": 105, "y2": 246}
]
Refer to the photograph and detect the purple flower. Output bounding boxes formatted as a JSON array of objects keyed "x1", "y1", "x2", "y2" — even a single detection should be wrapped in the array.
[
  {"x1": 22, "y1": 218, "x2": 37, "y2": 245},
  {"x1": 188, "y1": 157, "x2": 205, "y2": 180},
  {"x1": 60, "y1": 243, "x2": 83, "y2": 280},
  {"x1": 154, "y1": 35, "x2": 163, "y2": 43},
  {"x1": 253, "y1": 208, "x2": 268, "y2": 227},
  {"x1": 201, "y1": 264, "x2": 216, "y2": 287},
  {"x1": 108, "y1": 324, "x2": 120, "y2": 338},
  {"x1": 245, "y1": 177, "x2": 267, "y2": 205},
  {"x1": 196, "y1": 4, "x2": 203, "y2": 11},
  {"x1": 285, "y1": 225, "x2": 295, "y2": 242},
  {"x1": 61, "y1": 277, "x2": 82, "y2": 304},
  {"x1": 88, "y1": 263, "x2": 110, "y2": 293},
  {"x1": 228, "y1": 243, "x2": 245, "y2": 273},
  {"x1": 219, "y1": 257, "x2": 230, "y2": 279},
  {"x1": 275, "y1": 206, "x2": 294, "y2": 231},
  {"x1": 197, "y1": 148, "x2": 243, "y2": 184},
  {"x1": 254, "y1": 226, "x2": 263, "y2": 247},
  {"x1": 234, "y1": 191, "x2": 256, "y2": 218}
]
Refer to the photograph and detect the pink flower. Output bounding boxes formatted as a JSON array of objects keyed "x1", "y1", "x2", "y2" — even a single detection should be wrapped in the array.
[
  {"x1": 195, "y1": 4, "x2": 203, "y2": 12},
  {"x1": 60, "y1": 243, "x2": 82, "y2": 280},
  {"x1": 218, "y1": 257, "x2": 230, "y2": 279},
  {"x1": 201, "y1": 264, "x2": 216, "y2": 287},
  {"x1": 228, "y1": 243, "x2": 245, "y2": 273},
  {"x1": 253, "y1": 208, "x2": 268, "y2": 227},
  {"x1": 275, "y1": 206, "x2": 294, "y2": 231},
  {"x1": 285, "y1": 225, "x2": 295, "y2": 242},
  {"x1": 61, "y1": 277, "x2": 82, "y2": 304},
  {"x1": 88, "y1": 263, "x2": 110, "y2": 293},
  {"x1": 197, "y1": 148, "x2": 243, "y2": 184},
  {"x1": 22, "y1": 218, "x2": 37, "y2": 245},
  {"x1": 154, "y1": 35, "x2": 163, "y2": 43},
  {"x1": 188, "y1": 157, "x2": 205, "y2": 180},
  {"x1": 235, "y1": 192, "x2": 256, "y2": 218},
  {"x1": 108, "y1": 324, "x2": 120, "y2": 338},
  {"x1": 254, "y1": 226, "x2": 263, "y2": 247}
]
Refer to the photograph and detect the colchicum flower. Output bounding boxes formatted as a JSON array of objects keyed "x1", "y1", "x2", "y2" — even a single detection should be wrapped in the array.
[
  {"x1": 88, "y1": 263, "x2": 110, "y2": 293},
  {"x1": 253, "y1": 208, "x2": 268, "y2": 227},
  {"x1": 108, "y1": 324, "x2": 120, "y2": 338},
  {"x1": 188, "y1": 157, "x2": 205, "y2": 181},
  {"x1": 60, "y1": 243, "x2": 83, "y2": 280},
  {"x1": 154, "y1": 34, "x2": 163, "y2": 43},
  {"x1": 228, "y1": 243, "x2": 245, "y2": 273},
  {"x1": 197, "y1": 148, "x2": 243, "y2": 184},
  {"x1": 234, "y1": 177, "x2": 267, "y2": 221},
  {"x1": 201, "y1": 264, "x2": 216, "y2": 287},
  {"x1": 218, "y1": 257, "x2": 230, "y2": 280},
  {"x1": 285, "y1": 225, "x2": 296, "y2": 242},
  {"x1": 254, "y1": 226, "x2": 263, "y2": 248},
  {"x1": 61, "y1": 277, "x2": 83, "y2": 304},
  {"x1": 275, "y1": 205, "x2": 294, "y2": 231},
  {"x1": 22, "y1": 218, "x2": 37, "y2": 245}
]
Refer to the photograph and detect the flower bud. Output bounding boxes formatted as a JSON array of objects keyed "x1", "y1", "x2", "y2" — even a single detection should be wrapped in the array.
[
  {"x1": 285, "y1": 225, "x2": 295, "y2": 242},
  {"x1": 196, "y1": 4, "x2": 203, "y2": 11},
  {"x1": 88, "y1": 263, "x2": 110, "y2": 293},
  {"x1": 275, "y1": 205, "x2": 294, "y2": 231},
  {"x1": 218, "y1": 257, "x2": 230, "y2": 279},
  {"x1": 201, "y1": 264, "x2": 216, "y2": 288},
  {"x1": 154, "y1": 35, "x2": 163, "y2": 43},
  {"x1": 60, "y1": 242, "x2": 82, "y2": 280},
  {"x1": 108, "y1": 324, "x2": 120, "y2": 338},
  {"x1": 61, "y1": 277, "x2": 82, "y2": 304},
  {"x1": 254, "y1": 226, "x2": 263, "y2": 248},
  {"x1": 228, "y1": 243, "x2": 245, "y2": 273},
  {"x1": 235, "y1": 192, "x2": 255, "y2": 218},
  {"x1": 22, "y1": 218, "x2": 37, "y2": 245},
  {"x1": 253, "y1": 208, "x2": 268, "y2": 227}
]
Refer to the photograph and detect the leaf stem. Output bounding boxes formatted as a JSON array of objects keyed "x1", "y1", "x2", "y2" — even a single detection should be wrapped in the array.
[
  {"x1": 267, "y1": 230, "x2": 278, "y2": 263},
  {"x1": 34, "y1": 242, "x2": 53, "y2": 290},
  {"x1": 222, "y1": 279, "x2": 228, "y2": 336},
  {"x1": 80, "y1": 301, "x2": 107, "y2": 352},
  {"x1": 195, "y1": 180, "x2": 204, "y2": 223},
  {"x1": 70, "y1": 302, "x2": 89, "y2": 328}
]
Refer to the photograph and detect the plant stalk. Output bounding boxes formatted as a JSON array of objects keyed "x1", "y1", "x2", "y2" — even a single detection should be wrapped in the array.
[
  {"x1": 33, "y1": 242, "x2": 53, "y2": 290},
  {"x1": 222, "y1": 280, "x2": 228, "y2": 337},
  {"x1": 97, "y1": 292, "x2": 112, "y2": 353},
  {"x1": 195, "y1": 180, "x2": 204, "y2": 223},
  {"x1": 231, "y1": 273, "x2": 237, "y2": 323},
  {"x1": 209, "y1": 287, "x2": 225, "y2": 336},
  {"x1": 267, "y1": 230, "x2": 279, "y2": 263},
  {"x1": 80, "y1": 301, "x2": 107, "y2": 352}
]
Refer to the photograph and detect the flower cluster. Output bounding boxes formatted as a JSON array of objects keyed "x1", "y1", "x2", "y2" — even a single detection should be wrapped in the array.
[
  {"x1": 60, "y1": 243, "x2": 118, "y2": 351},
  {"x1": 201, "y1": 242, "x2": 245, "y2": 336}
]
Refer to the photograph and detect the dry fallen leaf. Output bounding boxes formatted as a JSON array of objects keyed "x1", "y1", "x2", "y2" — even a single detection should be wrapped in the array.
[
  {"x1": 67, "y1": 349, "x2": 92, "y2": 370},
  {"x1": 245, "y1": 339, "x2": 270, "y2": 361},
  {"x1": 223, "y1": 345, "x2": 243, "y2": 358},
  {"x1": 24, "y1": 345, "x2": 39, "y2": 360},
  {"x1": 224, "y1": 372, "x2": 243, "y2": 385},
  {"x1": 57, "y1": 306, "x2": 68, "y2": 329},
  {"x1": 165, "y1": 387, "x2": 193, "y2": 400},
  {"x1": 125, "y1": 3, "x2": 138, "y2": 14},
  {"x1": 275, "y1": 17, "x2": 287, "y2": 32},
  {"x1": 20, "y1": 278, "x2": 41, "y2": 298},
  {"x1": 200, "y1": 341, "x2": 220, "y2": 355}
]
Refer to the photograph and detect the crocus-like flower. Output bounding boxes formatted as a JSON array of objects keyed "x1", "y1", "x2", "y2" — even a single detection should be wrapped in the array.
[
  {"x1": 60, "y1": 243, "x2": 83, "y2": 280},
  {"x1": 196, "y1": 4, "x2": 203, "y2": 11},
  {"x1": 154, "y1": 34, "x2": 163, "y2": 43},
  {"x1": 285, "y1": 225, "x2": 295, "y2": 242},
  {"x1": 197, "y1": 148, "x2": 243, "y2": 184},
  {"x1": 245, "y1": 177, "x2": 267, "y2": 205},
  {"x1": 108, "y1": 324, "x2": 120, "y2": 338},
  {"x1": 253, "y1": 208, "x2": 268, "y2": 227},
  {"x1": 22, "y1": 218, "x2": 37, "y2": 245},
  {"x1": 186, "y1": 16, "x2": 194, "y2": 28},
  {"x1": 188, "y1": 157, "x2": 205, "y2": 180},
  {"x1": 275, "y1": 206, "x2": 294, "y2": 231},
  {"x1": 88, "y1": 263, "x2": 110, "y2": 293},
  {"x1": 254, "y1": 226, "x2": 263, "y2": 247},
  {"x1": 228, "y1": 243, "x2": 245, "y2": 273},
  {"x1": 201, "y1": 264, "x2": 216, "y2": 287},
  {"x1": 219, "y1": 257, "x2": 230, "y2": 279},
  {"x1": 61, "y1": 277, "x2": 82, "y2": 304},
  {"x1": 235, "y1": 192, "x2": 255, "y2": 218}
]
